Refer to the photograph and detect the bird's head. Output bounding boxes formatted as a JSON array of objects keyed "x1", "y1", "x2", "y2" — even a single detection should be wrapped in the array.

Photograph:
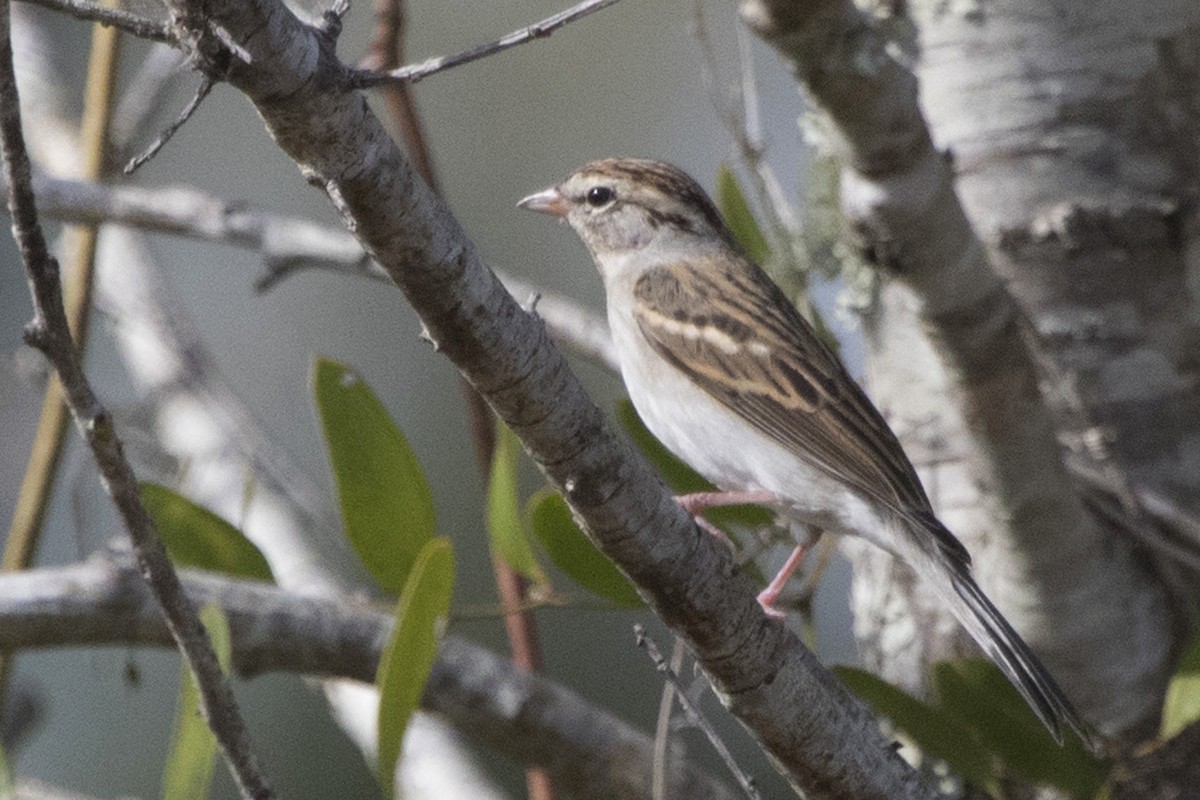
[{"x1": 518, "y1": 158, "x2": 735, "y2": 266}]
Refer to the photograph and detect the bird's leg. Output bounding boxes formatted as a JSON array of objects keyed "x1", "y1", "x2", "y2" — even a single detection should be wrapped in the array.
[
  {"x1": 673, "y1": 490, "x2": 779, "y2": 544},
  {"x1": 673, "y1": 490, "x2": 805, "y2": 618},
  {"x1": 675, "y1": 490, "x2": 779, "y2": 515},
  {"x1": 756, "y1": 543, "x2": 811, "y2": 620}
]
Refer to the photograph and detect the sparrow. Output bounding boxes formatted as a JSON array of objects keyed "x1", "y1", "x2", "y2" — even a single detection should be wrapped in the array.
[{"x1": 519, "y1": 157, "x2": 1090, "y2": 745}]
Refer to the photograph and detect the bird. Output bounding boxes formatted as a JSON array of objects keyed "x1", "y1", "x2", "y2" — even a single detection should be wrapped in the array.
[{"x1": 518, "y1": 156, "x2": 1090, "y2": 746}]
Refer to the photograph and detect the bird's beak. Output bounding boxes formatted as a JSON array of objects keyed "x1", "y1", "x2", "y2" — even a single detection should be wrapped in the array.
[{"x1": 517, "y1": 186, "x2": 569, "y2": 217}]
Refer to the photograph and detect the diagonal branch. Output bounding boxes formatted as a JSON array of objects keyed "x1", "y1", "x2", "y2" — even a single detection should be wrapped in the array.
[
  {"x1": 156, "y1": 1, "x2": 940, "y2": 796},
  {"x1": 0, "y1": 6, "x2": 272, "y2": 798},
  {"x1": 0, "y1": 555, "x2": 741, "y2": 800}
]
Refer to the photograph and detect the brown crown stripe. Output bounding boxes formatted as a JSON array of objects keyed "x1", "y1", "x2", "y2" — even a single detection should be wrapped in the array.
[{"x1": 579, "y1": 158, "x2": 729, "y2": 237}]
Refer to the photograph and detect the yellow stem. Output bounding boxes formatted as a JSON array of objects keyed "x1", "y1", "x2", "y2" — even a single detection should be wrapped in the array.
[{"x1": 0, "y1": 13, "x2": 121, "y2": 699}]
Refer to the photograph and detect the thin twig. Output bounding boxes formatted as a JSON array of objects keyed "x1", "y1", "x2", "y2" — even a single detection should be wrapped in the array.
[
  {"x1": 16, "y1": 0, "x2": 173, "y2": 42},
  {"x1": 349, "y1": 0, "x2": 622, "y2": 88},
  {"x1": 634, "y1": 625, "x2": 762, "y2": 800},
  {"x1": 111, "y1": 44, "x2": 189, "y2": 159},
  {"x1": 692, "y1": 2, "x2": 802, "y2": 270},
  {"x1": 651, "y1": 637, "x2": 687, "y2": 800},
  {"x1": 361, "y1": 0, "x2": 438, "y2": 190},
  {"x1": 124, "y1": 73, "x2": 213, "y2": 174},
  {"x1": 0, "y1": 6, "x2": 273, "y2": 798}
]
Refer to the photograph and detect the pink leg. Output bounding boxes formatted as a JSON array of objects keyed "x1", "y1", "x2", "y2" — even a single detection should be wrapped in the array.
[
  {"x1": 674, "y1": 490, "x2": 779, "y2": 544},
  {"x1": 756, "y1": 543, "x2": 811, "y2": 620},
  {"x1": 676, "y1": 490, "x2": 779, "y2": 515}
]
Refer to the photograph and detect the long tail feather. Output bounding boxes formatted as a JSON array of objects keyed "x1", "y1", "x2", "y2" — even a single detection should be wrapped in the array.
[{"x1": 901, "y1": 517, "x2": 1095, "y2": 750}]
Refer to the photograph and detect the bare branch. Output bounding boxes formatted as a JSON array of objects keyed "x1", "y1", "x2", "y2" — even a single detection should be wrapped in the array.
[
  {"x1": 0, "y1": 10, "x2": 272, "y2": 798},
  {"x1": 16, "y1": 0, "x2": 173, "y2": 42},
  {"x1": 349, "y1": 0, "x2": 622, "y2": 88},
  {"x1": 111, "y1": 45, "x2": 189, "y2": 159},
  {"x1": 123, "y1": 73, "x2": 213, "y2": 174},
  {"x1": 0, "y1": 556, "x2": 741, "y2": 800},
  {"x1": 3, "y1": 175, "x2": 620, "y2": 369}
]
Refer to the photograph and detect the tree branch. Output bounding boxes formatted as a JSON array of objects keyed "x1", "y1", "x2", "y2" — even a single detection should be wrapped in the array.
[
  {"x1": 2, "y1": 174, "x2": 619, "y2": 369},
  {"x1": 349, "y1": 0, "x2": 622, "y2": 88},
  {"x1": 154, "y1": 1, "x2": 940, "y2": 796},
  {"x1": 0, "y1": 555, "x2": 741, "y2": 800},
  {"x1": 0, "y1": 7, "x2": 273, "y2": 797},
  {"x1": 739, "y1": 0, "x2": 1172, "y2": 730},
  {"x1": 16, "y1": 0, "x2": 172, "y2": 43}
]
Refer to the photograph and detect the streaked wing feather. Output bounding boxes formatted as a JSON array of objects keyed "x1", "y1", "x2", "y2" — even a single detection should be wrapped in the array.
[{"x1": 633, "y1": 256, "x2": 941, "y2": 529}]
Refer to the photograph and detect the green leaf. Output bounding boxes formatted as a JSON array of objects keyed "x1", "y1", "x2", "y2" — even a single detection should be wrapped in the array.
[
  {"x1": 0, "y1": 740, "x2": 12, "y2": 800},
  {"x1": 616, "y1": 399, "x2": 772, "y2": 529},
  {"x1": 376, "y1": 538, "x2": 455, "y2": 799},
  {"x1": 832, "y1": 665, "x2": 999, "y2": 794},
  {"x1": 486, "y1": 422, "x2": 548, "y2": 585},
  {"x1": 313, "y1": 357, "x2": 436, "y2": 594},
  {"x1": 162, "y1": 605, "x2": 232, "y2": 800},
  {"x1": 528, "y1": 490, "x2": 642, "y2": 608},
  {"x1": 931, "y1": 659, "x2": 1104, "y2": 797},
  {"x1": 1162, "y1": 627, "x2": 1200, "y2": 739},
  {"x1": 716, "y1": 164, "x2": 771, "y2": 265},
  {"x1": 141, "y1": 483, "x2": 272, "y2": 582}
]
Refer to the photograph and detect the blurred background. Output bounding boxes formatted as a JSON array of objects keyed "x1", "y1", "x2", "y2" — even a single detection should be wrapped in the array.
[{"x1": 0, "y1": 1, "x2": 862, "y2": 796}]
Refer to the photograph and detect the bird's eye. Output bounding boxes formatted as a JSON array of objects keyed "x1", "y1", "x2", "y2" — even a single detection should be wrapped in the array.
[{"x1": 586, "y1": 186, "x2": 615, "y2": 207}]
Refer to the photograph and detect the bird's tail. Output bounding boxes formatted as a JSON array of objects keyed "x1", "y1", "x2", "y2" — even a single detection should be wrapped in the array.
[{"x1": 898, "y1": 513, "x2": 1094, "y2": 750}]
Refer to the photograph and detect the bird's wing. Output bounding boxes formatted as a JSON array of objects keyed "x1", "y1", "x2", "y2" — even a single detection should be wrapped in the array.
[{"x1": 632, "y1": 256, "x2": 963, "y2": 557}]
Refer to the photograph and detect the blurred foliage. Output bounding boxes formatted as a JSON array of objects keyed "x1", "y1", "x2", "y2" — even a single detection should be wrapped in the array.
[
  {"x1": 486, "y1": 422, "x2": 548, "y2": 587},
  {"x1": 836, "y1": 659, "x2": 1105, "y2": 799},
  {"x1": 375, "y1": 538, "x2": 454, "y2": 800},
  {"x1": 717, "y1": 163, "x2": 772, "y2": 266},
  {"x1": 1161, "y1": 626, "x2": 1200, "y2": 740},
  {"x1": 313, "y1": 356, "x2": 436, "y2": 595},
  {"x1": 141, "y1": 483, "x2": 273, "y2": 582},
  {"x1": 527, "y1": 490, "x2": 643, "y2": 608},
  {"x1": 162, "y1": 605, "x2": 232, "y2": 800}
]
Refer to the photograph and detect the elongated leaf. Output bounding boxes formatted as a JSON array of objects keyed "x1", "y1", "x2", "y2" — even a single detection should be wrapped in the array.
[
  {"x1": 616, "y1": 399, "x2": 772, "y2": 528},
  {"x1": 0, "y1": 741, "x2": 12, "y2": 800},
  {"x1": 528, "y1": 490, "x2": 642, "y2": 608},
  {"x1": 931, "y1": 659, "x2": 1103, "y2": 797},
  {"x1": 376, "y1": 538, "x2": 455, "y2": 799},
  {"x1": 716, "y1": 164, "x2": 771, "y2": 265},
  {"x1": 833, "y1": 665, "x2": 998, "y2": 794},
  {"x1": 313, "y1": 357, "x2": 435, "y2": 594},
  {"x1": 1162, "y1": 627, "x2": 1200, "y2": 739},
  {"x1": 162, "y1": 605, "x2": 232, "y2": 800},
  {"x1": 141, "y1": 483, "x2": 272, "y2": 582},
  {"x1": 486, "y1": 422, "x2": 547, "y2": 585}
]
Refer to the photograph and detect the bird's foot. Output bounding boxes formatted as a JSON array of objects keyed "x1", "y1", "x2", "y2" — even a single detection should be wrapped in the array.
[{"x1": 755, "y1": 543, "x2": 810, "y2": 620}]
